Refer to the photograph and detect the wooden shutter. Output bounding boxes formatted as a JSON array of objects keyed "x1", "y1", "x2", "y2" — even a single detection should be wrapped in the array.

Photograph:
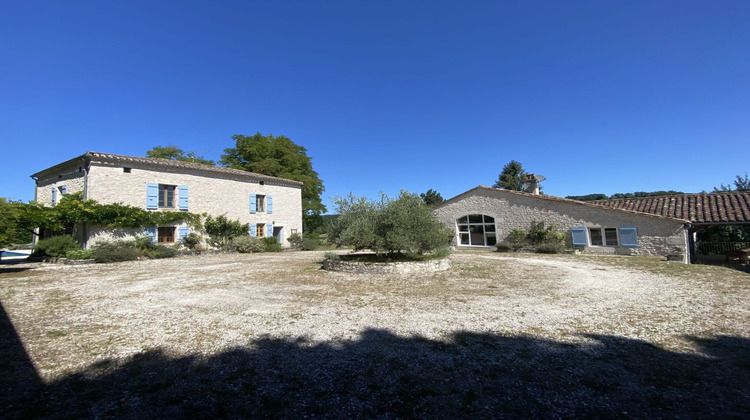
[
  {"x1": 267, "y1": 195, "x2": 273, "y2": 214},
  {"x1": 60, "y1": 185, "x2": 68, "y2": 195},
  {"x1": 51, "y1": 188, "x2": 57, "y2": 206},
  {"x1": 178, "y1": 226, "x2": 189, "y2": 242},
  {"x1": 250, "y1": 223, "x2": 257, "y2": 237},
  {"x1": 571, "y1": 227, "x2": 588, "y2": 246},
  {"x1": 267, "y1": 222, "x2": 274, "y2": 238},
  {"x1": 146, "y1": 183, "x2": 158, "y2": 209},
  {"x1": 619, "y1": 226, "x2": 638, "y2": 248},
  {"x1": 146, "y1": 226, "x2": 157, "y2": 244},
  {"x1": 250, "y1": 194, "x2": 257, "y2": 213},
  {"x1": 178, "y1": 185, "x2": 189, "y2": 210}
]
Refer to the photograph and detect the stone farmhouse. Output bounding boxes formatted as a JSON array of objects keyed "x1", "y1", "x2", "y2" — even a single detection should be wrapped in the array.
[
  {"x1": 435, "y1": 177, "x2": 691, "y2": 263},
  {"x1": 31, "y1": 152, "x2": 303, "y2": 248}
]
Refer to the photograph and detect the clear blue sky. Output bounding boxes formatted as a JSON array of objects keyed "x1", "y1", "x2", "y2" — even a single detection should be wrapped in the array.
[{"x1": 2, "y1": 1, "x2": 748, "y2": 210}]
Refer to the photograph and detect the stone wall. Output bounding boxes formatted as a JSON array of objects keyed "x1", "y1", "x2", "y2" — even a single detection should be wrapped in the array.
[
  {"x1": 322, "y1": 258, "x2": 452, "y2": 274},
  {"x1": 434, "y1": 187, "x2": 689, "y2": 262}
]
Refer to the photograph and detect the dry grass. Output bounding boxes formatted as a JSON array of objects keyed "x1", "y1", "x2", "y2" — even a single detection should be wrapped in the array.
[{"x1": 1, "y1": 251, "x2": 749, "y2": 418}]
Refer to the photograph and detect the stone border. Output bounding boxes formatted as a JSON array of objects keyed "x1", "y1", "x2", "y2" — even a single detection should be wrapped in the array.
[{"x1": 322, "y1": 257, "x2": 451, "y2": 274}]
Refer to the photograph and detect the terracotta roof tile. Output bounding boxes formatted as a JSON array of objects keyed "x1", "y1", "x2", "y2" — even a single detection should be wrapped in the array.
[
  {"x1": 31, "y1": 151, "x2": 303, "y2": 187},
  {"x1": 592, "y1": 192, "x2": 750, "y2": 224}
]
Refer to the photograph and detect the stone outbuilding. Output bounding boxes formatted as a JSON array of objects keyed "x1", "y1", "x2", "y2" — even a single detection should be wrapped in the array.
[
  {"x1": 434, "y1": 185, "x2": 691, "y2": 263},
  {"x1": 30, "y1": 151, "x2": 303, "y2": 248}
]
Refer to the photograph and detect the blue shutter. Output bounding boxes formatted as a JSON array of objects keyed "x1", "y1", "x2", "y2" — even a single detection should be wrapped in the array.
[
  {"x1": 178, "y1": 185, "x2": 189, "y2": 210},
  {"x1": 571, "y1": 227, "x2": 588, "y2": 246},
  {"x1": 250, "y1": 223, "x2": 257, "y2": 237},
  {"x1": 146, "y1": 183, "x2": 158, "y2": 209},
  {"x1": 619, "y1": 226, "x2": 638, "y2": 248},
  {"x1": 267, "y1": 222, "x2": 273, "y2": 238},
  {"x1": 267, "y1": 195, "x2": 273, "y2": 214},
  {"x1": 250, "y1": 194, "x2": 257, "y2": 213},
  {"x1": 146, "y1": 226, "x2": 157, "y2": 244},
  {"x1": 51, "y1": 188, "x2": 57, "y2": 206},
  {"x1": 61, "y1": 185, "x2": 68, "y2": 195},
  {"x1": 178, "y1": 226, "x2": 189, "y2": 242}
]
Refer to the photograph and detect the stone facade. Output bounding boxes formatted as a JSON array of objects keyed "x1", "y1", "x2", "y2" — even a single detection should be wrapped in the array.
[
  {"x1": 32, "y1": 152, "x2": 303, "y2": 248},
  {"x1": 434, "y1": 186, "x2": 690, "y2": 263}
]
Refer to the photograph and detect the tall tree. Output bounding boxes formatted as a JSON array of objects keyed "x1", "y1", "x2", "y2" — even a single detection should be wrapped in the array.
[
  {"x1": 220, "y1": 133, "x2": 326, "y2": 232},
  {"x1": 493, "y1": 160, "x2": 526, "y2": 191},
  {"x1": 146, "y1": 145, "x2": 215, "y2": 165},
  {"x1": 420, "y1": 189, "x2": 444, "y2": 206}
]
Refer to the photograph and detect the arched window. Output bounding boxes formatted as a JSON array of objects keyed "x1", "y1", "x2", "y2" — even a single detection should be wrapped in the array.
[{"x1": 456, "y1": 215, "x2": 496, "y2": 246}]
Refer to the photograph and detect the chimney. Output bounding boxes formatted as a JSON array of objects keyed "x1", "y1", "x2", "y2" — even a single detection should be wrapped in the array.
[{"x1": 522, "y1": 174, "x2": 545, "y2": 195}]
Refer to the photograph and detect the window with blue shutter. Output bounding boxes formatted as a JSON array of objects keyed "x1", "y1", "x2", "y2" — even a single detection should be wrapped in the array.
[
  {"x1": 146, "y1": 183, "x2": 159, "y2": 210},
  {"x1": 60, "y1": 185, "x2": 68, "y2": 195},
  {"x1": 619, "y1": 226, "x2": 638, "y2": 248},
  {"x1": 146, "y1": 226, "x2": 157, "y2": 244},
  {"x1": 250, "y1": 194, "x2": 257, "y2": 213},
  {"x1": 571, "y1": 227, "x2": 588, "y2": 246},
  {"x1": 178, "y1": 226, "x2": 189, "y2": 242},
  {"x1": 178, "y1": 185, "x2": 189, "y2": 210},
  {"x1": 250, "y1": 223, "x2": 257, "y2": 237},
  {"x1": 267, "y1": 195, "x2": 273, "y2": 214},
  {"x1": 267, "y1": 222, "x2": 273, "y2": 238},
  {"x1": 51, "y1": 188, "x2": 57, "y2": 206}
]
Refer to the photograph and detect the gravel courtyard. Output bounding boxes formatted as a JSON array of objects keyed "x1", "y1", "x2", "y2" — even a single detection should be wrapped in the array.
[{"x1": 2, "y1": 251, "x2": 749, "y2": 418}]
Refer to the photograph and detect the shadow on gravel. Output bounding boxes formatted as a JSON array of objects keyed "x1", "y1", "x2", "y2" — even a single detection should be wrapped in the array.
[{"x1": 3, "y1": 326, "x2": 750, "y2": 418}]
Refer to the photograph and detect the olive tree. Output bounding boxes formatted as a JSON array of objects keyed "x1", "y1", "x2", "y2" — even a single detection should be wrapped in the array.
[{"x1": 329, "y1": 191, "x2": 452, "y2": 257}]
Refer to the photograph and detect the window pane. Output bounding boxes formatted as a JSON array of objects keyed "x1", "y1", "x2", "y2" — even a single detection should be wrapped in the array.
[
  {"x1": 486, "y1": 234, "x2": 497, "y2": 246},
  {"x1": 460, "y1": 233, "x2": 469, "y2": 245},
  {"x1": 604, "y1": 228, "x2": 618, "y2": 246},
  {"x1": 468, "y1": 214, "x2": 483, "y2": 223},
  {"x1": 484, "y1": 215, "x2": 494, "y2": 223},
  {"x1": 457, "y1": 216, "x2": 468, "y2": 224},
  {"x1": 458, "y1": 224, "x2": 469, "y2": 232},
  {"x1": 484, "y1": 224, "x2": 495, "y2": 232},
  {"x1": 589, "y1": 228, "x2": 603, "y2": 246}
]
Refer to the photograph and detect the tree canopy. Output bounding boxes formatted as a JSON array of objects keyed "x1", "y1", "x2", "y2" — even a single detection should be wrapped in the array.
[
  {"x1": 420, "y1": 189, "x2": 444, "y2": 206},
  {"x1": 493, "y1": 160, "x2": 526, "y2": 191},
  {"x1": 146, "y1": 145, "x2": 215, "y2": 166},
  {"x1": 714, "y1": 172, "x2": 750, "y2": 192},
  {"x1": 328, "y1": 191, "x2": 452, "y2": 257},
  {"x1": 220, "y1": 133, "x2": 326, "y2": 232}
]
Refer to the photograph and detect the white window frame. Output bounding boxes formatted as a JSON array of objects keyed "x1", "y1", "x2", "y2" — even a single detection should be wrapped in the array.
[
  {"x1": 456, "y1": 215, "x2": 497, "y2": 247},
  {"x1": 256, "y1": 195, "x2": 266, "y2": 212}
]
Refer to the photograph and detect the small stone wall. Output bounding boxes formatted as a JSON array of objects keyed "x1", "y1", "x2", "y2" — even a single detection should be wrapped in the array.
[{"x1": 322, "y1": 258, "x2": 452, "y2": 274}]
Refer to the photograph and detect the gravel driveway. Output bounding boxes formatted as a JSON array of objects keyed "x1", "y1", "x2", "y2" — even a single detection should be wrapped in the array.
[{"x1": 1, "y1": 251, "x2": 749, "y2": 418}]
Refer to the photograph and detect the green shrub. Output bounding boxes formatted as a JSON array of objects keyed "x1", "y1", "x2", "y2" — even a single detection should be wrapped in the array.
[
  {"x1": 263, "y1": 237, "x2": 282, "y2": 253},
  {"x1": 204, "y1": 215, "x2": 250, "y2": 248},
  {"x1": 34, "y1": 235, "x2": 80, "y2": 258},
  {"x1": 181, "y1": 232, "x2": 202, "y2": 250},
  {"x1": 92, "y1": 241, "x2": 140, "y2": 263},
  {"x1": 226, "y1": 236, "x2": 265, "y2": 253},
  {"x1": 65, "y1": 249, "x2": 95, "y2": 260},
  {"x1": 323, "y1": 251, "x2": 340, "y2": 260},
  {"x1": 506, "y1": 229, "x2": 528, "y2": 250},
  {"x1": 301, "y1": 238, "x2": 319, "y2": 251},
  {"x1": 287, "y1": 233, "x2": 304, "y2": 249},
  {"x1": 495, "y1": 241, "x2": 512, "y2": 252},
  {"x1": 146, "y1": 245, "x2": 179, "y2": 259},
  {"x1": 535, "y1": 242, "x2": 563, "y2": 254},
  {"x1": 134, "y1": 236, "x2": 156, "y2": 252}
]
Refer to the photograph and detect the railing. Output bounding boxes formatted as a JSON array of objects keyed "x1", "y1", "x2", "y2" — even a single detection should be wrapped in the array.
[{"x1": 695, "y1": 241, "x2": 750, "y2": 255}]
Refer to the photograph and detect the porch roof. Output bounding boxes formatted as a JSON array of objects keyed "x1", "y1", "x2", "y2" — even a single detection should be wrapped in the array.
[{"x1": 592, "y1": 192, "x2": 750, "y2": 225}]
